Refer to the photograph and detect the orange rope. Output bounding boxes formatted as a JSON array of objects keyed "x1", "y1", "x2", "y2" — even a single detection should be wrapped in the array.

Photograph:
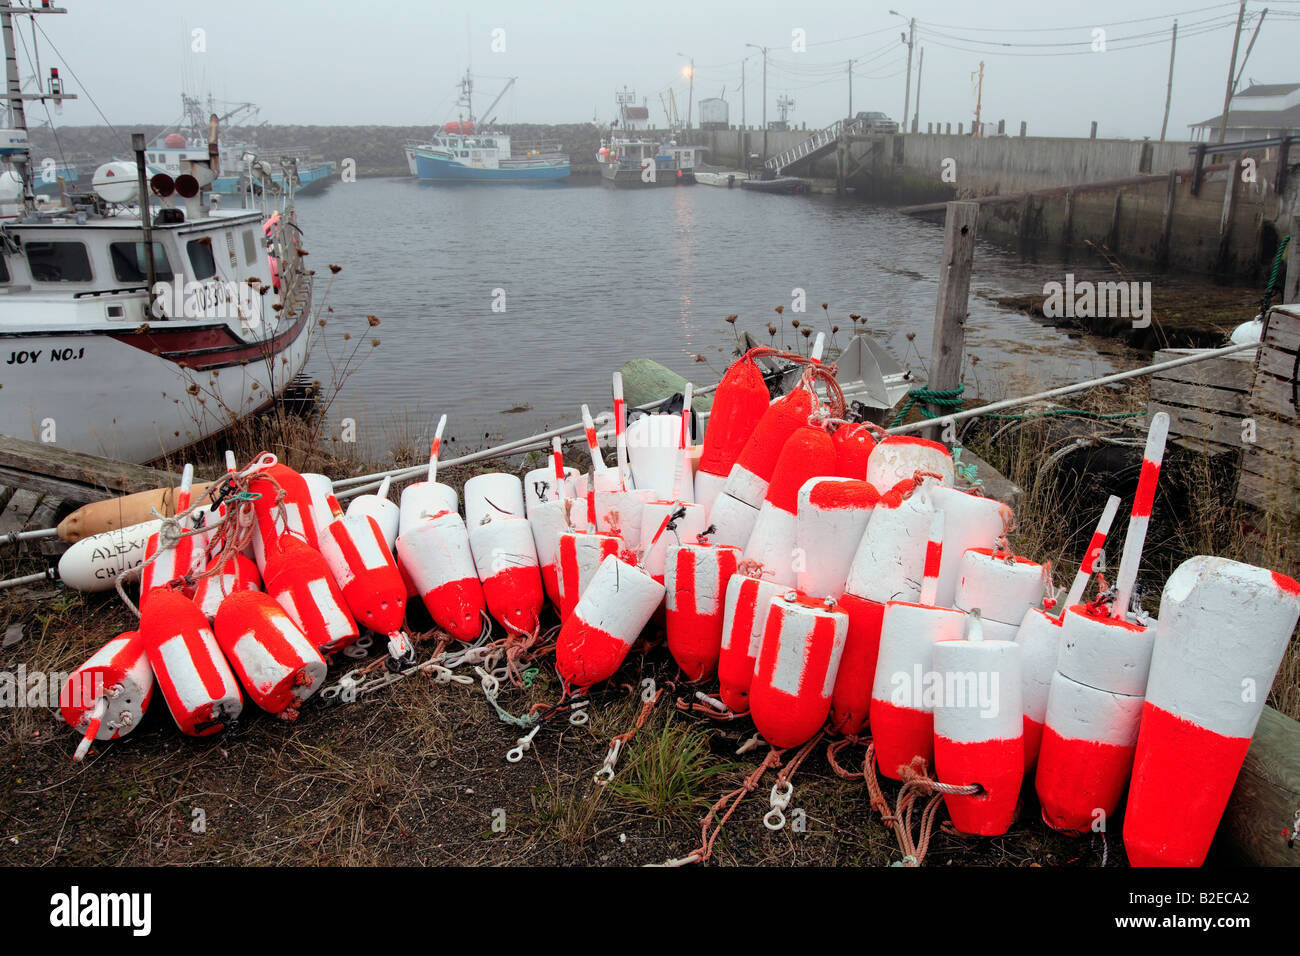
[{"x1": 689, "y1": 747, "x2": 784, "y2": 864}]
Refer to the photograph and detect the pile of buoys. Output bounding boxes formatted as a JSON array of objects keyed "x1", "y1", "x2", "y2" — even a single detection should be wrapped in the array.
[{"x1": 46, "y1": 360, "x2": 1299, "y2": 869}]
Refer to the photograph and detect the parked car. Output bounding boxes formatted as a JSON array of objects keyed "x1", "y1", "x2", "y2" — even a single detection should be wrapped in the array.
[{"x1": 854, "y1": 111, "x2": 899, "y2": 134}]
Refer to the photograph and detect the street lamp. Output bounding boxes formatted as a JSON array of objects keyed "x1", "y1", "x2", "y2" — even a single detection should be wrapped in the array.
[
  {"x1": 889, "y1": 9, "x2": 916, "y2": 133},
  {"x1": 746, "y1": 42, "x2": 769, "y2": 159},
  {"x1": 676, "y1": 52, "x2": 695, "y2": 129}
]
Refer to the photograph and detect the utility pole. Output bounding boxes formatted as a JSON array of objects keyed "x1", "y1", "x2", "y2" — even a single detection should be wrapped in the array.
[
  {"x1": 973, "y1": 61, "x2": 984, "y2": 136},
  {"x1": 747, "y1": 43, "x2": 768, "y2": 158},
  {"x1": 1233, "y1": 8, "x2": 1268, "y2": 93},
  {"x1": 902, "y1": 17, "x2": 915, "y2": 131},
  {"x1": 912, "y1": 47, "x2": 924, "y2": 133},
  {"x1": 677, "y1": 53, "x2": 695, "y2": 129},
  {"x1": 1218, "y1": 0, "x2": 1247, "y2": 144},
  {"x1": 848, "y1": 59, "x2": 853, "y2": 118},
  {"x1": 1160, "y1": 21, "x2": 1177, "y2": 142},
  {"x1": 741, "y1": 57, "x2": 746, "y2": 129}
]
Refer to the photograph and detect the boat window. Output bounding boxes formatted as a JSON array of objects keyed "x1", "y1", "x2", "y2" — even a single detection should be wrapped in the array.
[
  {"x1": 187, "y1": 236, "x2": 217, "y2": 280},
  {"x1": 242, "y1": 229, "x2": 258, "y2": 265},
  {"x1": 0, "y1": 255, "x2": 8, "y2": 283},
  {"x1": 109, "y1": 242, "x2": 174, "y2": 283},
  {"x1": 26, "y1": 241, "x2": 93, "y2": 282}
]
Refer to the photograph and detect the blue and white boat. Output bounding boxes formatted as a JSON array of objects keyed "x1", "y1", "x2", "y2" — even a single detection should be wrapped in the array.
[{"x1": 405, "y1": 73, "x2": 569, "y2": 184}]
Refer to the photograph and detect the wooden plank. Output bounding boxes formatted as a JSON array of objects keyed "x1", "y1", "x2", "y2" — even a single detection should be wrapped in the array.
[
  {"x1": 1154, "y1": 349, "x2": 1254, "y2": 390},
  {"x1": 1246, "y1": 416, "x2": 1300, "y2": 461},
  {"x1": 1218, "y1": 706, "x2": 1300, "y2": 866},
  {"x1": 1150, "y1": 378, "x2": 1249, "y2": 415},
  {"x1": 0, "y1": 435, "x2": 174, "y2": 501},
  {"x1": 1236, "y1": 466, "x2": 1300, "y2": 514},
  {"x1": 0, "y1": 490, "x2": 45, "y2": 535},
  {"x1": 1249, "y1": 371, "x2": 1300, "y2": 421},
  {"x1": 1263, "y1": 310, "x2": 1300, "y2": 354},
  {"x1": 1286, "y1": 216, "x2": 1300, "y2": 304},
  {"x1": 928, "y1": 201, "x2": 980, "y2": 432},
  {"x1": 1257, "y1": 347, "x2": 1300, "y2": 386},
  {"x1": 1149, "y1": 401, "x2": 1245, "y2": 450}
]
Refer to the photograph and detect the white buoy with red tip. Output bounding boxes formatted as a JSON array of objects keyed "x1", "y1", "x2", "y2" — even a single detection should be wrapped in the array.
[
  {"x1": 263, "y1": 534, "x2": 359, "y2": 653},
  {"x1": 612, "y1": 371, "x2": 636, "y2": 491},
  {"x1": 830, "y1": 478, "x2": 938, "y2": 736},
  {"x1": 717, "y1": 574, "x2": 786, "y2": 713},
  {"x1": 930, "y1": 485, "x2": 1013, "y2": 608},
  {"x1": 61, "y1": 631, "x2": 154, "y2": 760},
  {"x1": 469, "y1": 512, "x2": 544, "y2": 635},
  {"x1": 248, "y1": 454, "x2": 321, "y2": 572},
  {"x1": 464, "y1": 473, "x2": 526, "y2": 529},
  {"x1": 796, "y1": 478, "x2": 878, "y2": 600},
  {"x1": 933, "y1": 614, "x2": 1024, "y2": 835},
  {"x1": 868, "y1": 511, "x2": 969, "y2": 780},
  {"x1": 317, "y1": 495, "x2": 407, "y2": 635},
  {"x1": 347, "y1": 476, "x2": 400, "y2": 550},
  {"x1": 865, "y1": 435, "x2": 955, "y2": 490},
  {"x1": 665, "y1": 541, "x2": 742, "y2": 680},
  {"x1": 399, "y1": 417, "x2": 460, "y2": 536},
  {"x1": 140, "y1": 464, "x2": 204, "y2": 599},
  {"x1": 749, "y1": 591, "x2": 849, "y2": 749},
  {"x1": 214, "y1": 590, "x2": 327, "y2": 714},
  {"x1": 695, "y1": 354, "x2": 770, "y2": 517},
  {"x1": 396, "y1": 509, "x2": 488, "y2": 642},
  {"x1": 192, "y1": 551, "x2": 262, "y2": 623},
  {"x1": 579, "y1": 404, "x2": 622, "y2": 494},
  {"x1": 556, "y1": 554, "x2": 665, "y2": 688},
  {"x1": 954, "y1": 548, "x2": 1045, "y2": 632},
  {"x1": 140, "y1": 588, "x2": 243, "y2": 737},
  {"x1": 742, "y1": 425, "x2": 837, "y2": 586},
  {"x1": 527, "y1": 437, "x2": 573, "y2": 608},
  {"x1": 557, "y1": 527, "x2": 626, "y2": 622},
  {"x1": 639, "y1": 384, "x2": 707, "y2": 582},
  {"x1": 300, "y1": 472, "x2": 338, "y2": 540},
  {"x1": 1062, "y1": 495, "x2": 1121, "y2": 610},
  {"x1": 1123, "y1": 557, "x2": 1300, "y2": 866}
]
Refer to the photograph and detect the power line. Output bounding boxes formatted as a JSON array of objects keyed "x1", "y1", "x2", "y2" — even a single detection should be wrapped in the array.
[
  {"x1": 914, "y1": 15, "x2": 1240, "y2": 57},
  {"x1": 917, "y1": 1, "x2": 1239, "y2": 33}
]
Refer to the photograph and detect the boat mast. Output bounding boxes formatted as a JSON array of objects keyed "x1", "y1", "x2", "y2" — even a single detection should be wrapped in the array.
[{"x1": 1, "y1": 2, "x2": 75, "y2": 208}]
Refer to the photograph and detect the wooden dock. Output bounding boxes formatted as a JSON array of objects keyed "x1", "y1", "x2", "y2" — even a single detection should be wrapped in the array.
[
  {"x1": 1147, "y1": 347, "x2": 1254, "y2": 455},
  {"x1": 1237, "y1": 306, "x2": 1300, "y2": 515}
]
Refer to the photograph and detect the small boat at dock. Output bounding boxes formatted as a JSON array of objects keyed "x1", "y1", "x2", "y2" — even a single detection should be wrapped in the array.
[
  {"x1": 695, "y1": 169, "x2": 748, "y2": 188},
  {"x1": 740, "y1": 175, "x2": 806, "y2": 194}
]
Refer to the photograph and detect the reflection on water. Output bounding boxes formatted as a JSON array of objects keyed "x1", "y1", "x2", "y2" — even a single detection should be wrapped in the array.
[{"x1": 295, "y1": 178, "x2": 1146, "y2": 455}]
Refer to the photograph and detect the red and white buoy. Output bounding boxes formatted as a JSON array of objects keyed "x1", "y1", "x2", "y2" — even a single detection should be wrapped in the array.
[
  {"x1": 464, "y1": 472, "x2": 526, "y2": 529},
  {"x1": 192, "y1": 551, "x2": 262, "y2": 623},
  {"x1": 262, "y1": 534, "x2": 359, "y2": 653},
  {"x1": 749, "y1": 591, "x2": 849, "y2": 748},
  {"x1": 527, "y1": 438, "x2": 573, "y2": 609},
  {"x1": 796, "y1": 478, "x2": 878, "y2": 601},
  {"x1": 248, "y1": 454, "x2": 321, "y2": 572},
  {"x1": 556, "y1": 528, "x2": 626, "y2": 622},
  {"x1": 695, "y1": 354, "x2": 769, "y2": 516},
  {"x1": 638, "y1": 384, "x2": 707, "y2": 583},
  {"x1": 468, "y1": 511, "x2": 544, "y2": 635},
  {"x1": 625, "y1": 413, "x2": 681, "y2": 499},
  {"x1": 299, "y1": 472, "x2": 338, "y2": 540},
  {"x1": 140, "y1": 464, "x2": 204, "y2": 600},
  {"x1": 830, "y1": 422, "x2": 877, "y2": 479},
  {"x1": 139, "y1": 588, "x2": 243, "y2": 736},
  {"x1": 710, "y1": 388, "x2": 816, "y2": 548},
  {"x1": 930, "y1": 485, "x2": 1013, "y2": 608},
  {"x1": 555, "y1": 554, "x2": 665, "y2": 688},
  {"x1": 865, "y1": 435, "x2": 954, "y2": 490},
  {"x1": 395, "y1": 509, "x2": 488, "y2": 642},
  {"x1": 868, "y1": 511, "x2": 968, "y2": 780},
  {"x1": 717, "y1": 574, "x2": 786, "y2": 712},
  {"x1": 579, "y1": 404, "x2": 622, "y2": 493},
  {"x1": 611, "y1": 371, "x2": 637, "y2": 491},
  {"x1": 742, "y1": 425, "x2": 837, "y2": 586},
  {"x1": 932, "y1": 616, "x2": 1024, "y2": 835},
  {"x1": 346, "y1": 475, "x2": 400, "y2": 551},
  {"x1": 953, "y1": 548, "x2": 1045, "y2": 641},
  {"x1": 1123, "y1": 557, "x2": 1300, "y2": 866},
  {"x1": 665, "y1": 541, "x2": 742, "y2": 680},
  {"x1": 317, "y1": 496, "x2": 407, "y2": 635},
  {"x1": 398, "y1": 416, "x2": 459, "y2": 537},
  {"x1": 829, "y1": 480, "x2": 937, "y2": 736},
  {"x1": 60, "y1": 631, "x2": 154, "y2": 760},
  {"x1": 213, "y1": 590, "x2": 328, "y2": 715}
]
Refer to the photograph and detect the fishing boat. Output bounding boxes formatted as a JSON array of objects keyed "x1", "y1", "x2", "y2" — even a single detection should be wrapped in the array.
[
  {"x1": 0, "y1": 5, "x2": 313, "y2": 464},
  {"x1": 694, "y1": 169, "x2": 748, "y2": 188},
  {"x1": 596, "y1": 134, "x2": 701, "y2": 187},
  {"x1": 406, "y1": 73, "x2": 569, "y2": 183}
]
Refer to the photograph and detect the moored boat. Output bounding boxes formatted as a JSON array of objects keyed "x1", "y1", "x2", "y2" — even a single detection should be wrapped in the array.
[
  {"x1": 695, "y1": 169, "x2": 748, "y2": 187},
  {"x1": 740, "y1": 175, "x2": 806, "y2": 194}
]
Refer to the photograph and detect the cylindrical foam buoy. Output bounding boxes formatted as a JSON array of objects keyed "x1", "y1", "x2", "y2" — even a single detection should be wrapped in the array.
[
  {"x1": 60, "y1": 632, "x2": 154, "y2": 750},
  {"x1": 869, "y1": 600, "x2": 967, "y2": 780},
  {"x1": 263, "y1": 534, "x2": 359, "y2": 653},
  {"x1": 742, "y1": 426, "x2": 837, "y2": 587},
  {"x1": 398, "y1": 481, "x2": 459, "y2": 537},
  {"x1": 954, "y1": 549, "x2": 1045, "y2": 628},
  {"x1": 665, "y1": 542, "x2": 741, "y2": 680},
  {"x1": 300, "y1": 473, "x2": 338, "y2": 539},
  {"x1": 396, "y1": 510, "x2": 487, "y2": 641},
  {"x1": 720, "y1": 388, "x2": 815, "y2": 511},
  {"x1": 192, "y1": 551, "x2": 262, "y2": 623},
  {"x1": 865, "y1": 435, "x2": 954, "y2": 490},
  {"x1": 346, "y1": 476, "x2": 400, "y2": 550},
  {"x1": 591, "y1": 489, "x2": 650, "y2": 550},
  {"x1": 707, "y1": 492, "x2": 761, "y2": 550},
  {"x1": 56, "y1": 519, "x2": 164, "y2": 593},
  {"x1": 1035, "y1": 604, "x2": 1153, "y2": 833},
  {"x1": 696, "y1": 355, "x2": 770, "y2": 516},
  {"x1": 248, "y1": 460, "x2": 321, "y2": 571},
  {"x1": 796, "y1": 477, "x2": 878, "y2": 601},
  {"x1": 749, "y1": 592, "x2": 849, "y2": 748},
  {"x1": 555, "y1": 554, "x2": 665, "y2": 688},
  {"x1": 523, "y1": 465, "x2": 578, "y2": 516},
  {"x1": 468, "y1": 516, "x2": 544, "y2": 634},
  {"x1": 626, "y1": 414, "x2": 684, "y2": 500},
  {"x1": 139, "y1": 518, "x2": 205, "y2": 600},
  {"x1": 213, "y1": 590, "x2": 327, "y2": 714},
  {"x1": 1122, "y1": 557, "x2": 1300, "y2": 867},
  {"x1": 1013, "y1": 607, "x2": 1063, "y2": 771},
  {"x1": 640, "y1": 501, "x2": 707, "y2": 585},
  {"x1": 716, "y1": 574, "x2": 785, "y2": 712},
  {"x1": 829, "y1": 486, "x2": 937, "y2": 736},
  {"x1": 464, "y1": 473, "x2": 526, "y2": 529},
  {"x1": 557, "y1": 530, "x2": 626, "y2": 622},
  {"x1": 528, "y1": 499, "x2": 570, "y2": 610},
  {"x1": 930, "y1": 485, "x2": 1012, "y2": 608},
  {"x1": 139, "y1": 589, "x2": 243, "y2": 736},
  {"x1": 317, "y1": 510, "x2": 408, "y2": 635},
  {"x1": 830, "y1": 423, "x2": 876, "y2": 479},
  {"x1": 933, "y1": 628, "x2": 1024, "y2": 835}
]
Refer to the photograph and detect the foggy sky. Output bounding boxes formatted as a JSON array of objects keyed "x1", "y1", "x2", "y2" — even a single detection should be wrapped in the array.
[{"x1": 33, "y1": 0, "x2": 1299, "y2": 140}]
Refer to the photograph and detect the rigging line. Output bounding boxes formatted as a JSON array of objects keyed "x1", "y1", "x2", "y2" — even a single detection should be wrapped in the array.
[
  {"x1": 917, "y1": 11, "x2": 1244, "y2": 47},
  {"x1": 14, "y1": 13, "x2": 68, "y2": 173},
  {"x1": 31, "y1": 18, "x2": 119, "y2": 139},
  {"x1": 917, "y1": 1, "x2": 1239, "y2": 32}
]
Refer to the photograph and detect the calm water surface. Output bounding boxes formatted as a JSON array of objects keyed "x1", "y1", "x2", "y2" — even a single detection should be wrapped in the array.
[{"x1": 295, "y1": 177, "x2": 1139, "y2": 454}]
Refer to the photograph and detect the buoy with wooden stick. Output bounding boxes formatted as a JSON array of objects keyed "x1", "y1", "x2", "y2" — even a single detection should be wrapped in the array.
[{"x1": 60, "y1": 631, "x2": 154, "y2": 761}]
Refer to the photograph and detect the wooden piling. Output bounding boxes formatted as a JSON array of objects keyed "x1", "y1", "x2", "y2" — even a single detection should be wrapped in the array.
[
  {"x1": 1061, "y1": 189, "x2": 1074, "y2": 256},
  {"x1": 1107, "y1": 191, "x2": 1122, "y2": 252},
  {"x1": 1286, "y1": 214, "x2": 1300, "y2": 303},
  {"x1": 1216, "y1": 154, "x2": 1240, "y2": 274},
  {"x1": 927, "y1": 201, "x2": 980, "y2": 438},
  {"x1": 1157, "y1": 169, "x2": 1177, "y2": 270}
]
